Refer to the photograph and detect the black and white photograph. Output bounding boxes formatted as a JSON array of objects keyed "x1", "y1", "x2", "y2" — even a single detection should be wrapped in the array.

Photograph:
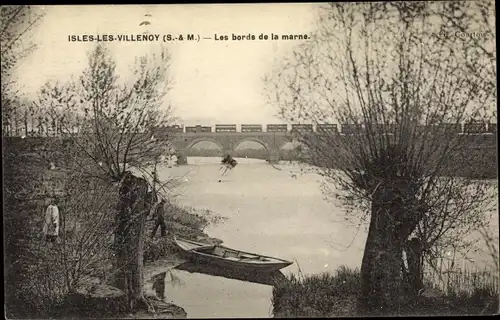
[{"x1": 2, "y1": 2, "x2": 498, "y2": 318}]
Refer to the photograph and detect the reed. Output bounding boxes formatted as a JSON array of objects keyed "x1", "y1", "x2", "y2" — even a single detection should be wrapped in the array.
[
  {"x1": 424, "y1": 262, "x2": 499, "y2": 296},
  {"x1": 272, "y1": 264, "x2": 360, "y2": 317},
  {"x1": 272, "y1": 264, "x2": 499, "y2": 317}
]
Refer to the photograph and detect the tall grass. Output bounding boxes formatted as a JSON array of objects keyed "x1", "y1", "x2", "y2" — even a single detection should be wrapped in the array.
[
  {"x1": 424, "y1": 263, "x2": 499, "y2": 296},
  {"x1": 143, "y1": 201, "x2": 225, "y2": 263},
  {"x1": 272, "y1": 265, "x2": 360, "y2": 317},
  {"x1": 421, "y1": 224, "x2": 499, "y2": 313},
  {"x1": 4, "y1": 173, "x2": 117, "y2": 318},
  {"x1": 272, "y1": 264, "x2": 499, "y2": 317}
]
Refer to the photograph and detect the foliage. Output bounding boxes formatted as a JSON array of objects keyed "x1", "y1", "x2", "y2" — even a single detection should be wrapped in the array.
[
  {"x1": 272, "y1": 265, "x2": 499, "y2": 317},
  {"x1": 6, "y1": 41, "x2": 178, "y2": 315},
  {"x1": 266, "y1": 1, "x2": 496, "y2": 227},
  {"x1": 3, "y1": 138, "x2": 117, "y2": 318},
  {"x1": 33, "y1": 43, "x2": 176, "y2": 181},
  {"x1": 265, "y1": 1, "x2": 497, "y2": 312},
  {"x1": 272, "y1": 265, "x2": 360, "y2": 317},
  {"x1": 4, "y1": 137, "x2": 50, "y2": 317},
  {"x1": 30, "y1": 43, "x2": 177, "y2": 314},
  {"x1": 164, "y1": 199, "x2": 228, "y2": 232},
  {"x1": 144, "y1": 237, "x2": 178, "y2": 264},
  {"x1": 143, "y1": 201, "x2": 226, "y2": 263},
  {"x1": 4, "y1": 137, "x2": 218, "y2": 317},
  {"x1": 57, "y1": 171, "x2": 117, "y2": 290},
  {"x1": 1, "y1": 5, "x2": 44, "y2": 135}
]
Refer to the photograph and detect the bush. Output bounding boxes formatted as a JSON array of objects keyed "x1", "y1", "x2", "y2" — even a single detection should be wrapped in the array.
[
  {"x1": 144, "y1": 201, "x2": 226, "y2": 263},
  {"x1": 4, "y1": 139, "x2": 118, "y2": 318},
  {"x1": 165, "y1": 200, "x2": 227, "y2": 232},
  {"x1": 271, "y1": 265, "x2": 499, "y2": 317},
  {"x1": 143, "y1": 236, "x2": 178, "y2": 263},
  {"x1": 4, "y1": 137, "x2": 60, "y2": 317},
  {"x1": 272, "y1": 265, "x2": 360, "y2": 317}
]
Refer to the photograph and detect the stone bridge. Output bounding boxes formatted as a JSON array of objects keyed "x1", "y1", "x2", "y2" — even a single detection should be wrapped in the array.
[{"x1": 168, "y1": 132, "x2": 293, "y2": 162}]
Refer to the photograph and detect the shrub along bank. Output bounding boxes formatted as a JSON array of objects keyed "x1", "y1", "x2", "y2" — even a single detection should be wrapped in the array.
[
  {"x1": 271, "y1": 265, "x2": 499, "y2": 317},
  {"x1": 144, "y1": 200, "x2": 224, "y2": 263}
]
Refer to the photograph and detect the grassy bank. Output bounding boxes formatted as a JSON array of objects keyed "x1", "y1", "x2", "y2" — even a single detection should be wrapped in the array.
[
  {"x1": 144, "y1": 200, "x2": 225, "y2": 264},
  {"x1": 272, "y1": 265, "x2": 499, "y2": 317}
]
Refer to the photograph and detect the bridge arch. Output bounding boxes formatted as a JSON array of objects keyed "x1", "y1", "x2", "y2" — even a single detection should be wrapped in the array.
[
  {"x1": 279, "y1": 139, "x2": 302, "y2": 150},
  {"x1": 186, "y1": 138, "x2": 225, "y2": 150},
  {"x1": 232, "y1": 137, "x2": 271, "y2": 153}
]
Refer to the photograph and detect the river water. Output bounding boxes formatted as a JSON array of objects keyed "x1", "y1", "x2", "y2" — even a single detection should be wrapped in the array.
[{"x1": 154, "y1": 157, "x2": 498, "y2": 318}]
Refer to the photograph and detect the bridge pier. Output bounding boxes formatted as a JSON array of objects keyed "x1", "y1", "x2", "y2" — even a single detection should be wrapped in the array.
[
  {"x1": 222, "y1": 148, "x2": 233, "y2": 157},
  {"x1": 176, "y1": 149, "x2": 188, "y2": 165},
  {"x1": 268, "y1": 149, "x2": 281, "y2": 164}
]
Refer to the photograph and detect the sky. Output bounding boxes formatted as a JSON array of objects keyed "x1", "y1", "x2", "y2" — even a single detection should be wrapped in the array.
[{"x1": 14, "y1": 4, "x2": 320, "y2": 126}]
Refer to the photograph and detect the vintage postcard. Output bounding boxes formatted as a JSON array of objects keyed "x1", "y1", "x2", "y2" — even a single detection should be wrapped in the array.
[{"x1": 2, "y1": 2, "x2": 498, "y2": 319}]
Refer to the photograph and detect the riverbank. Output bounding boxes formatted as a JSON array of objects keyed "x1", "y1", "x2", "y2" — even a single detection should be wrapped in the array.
[
  {"x1": 139, "y1": 201, "x2": 225, "y2": 318},
  {"x1": 58, "y1": 201, "x2": 224, "y2": 319},
  {"x1": 147, "y1": 158, "x2": 499, "y2": 318},
  {"x1": 8, "y1": 148, "x2": 495, "y2": 318},
  {"x1": 271, "y1": 265, "x2": 499, "y2": 317},
  {"x1": 144, "y1": 199, "x2": 224, "y2": 263},
  {"x1": 3, "y1": 139, "x2": 225, "y2": 319}
]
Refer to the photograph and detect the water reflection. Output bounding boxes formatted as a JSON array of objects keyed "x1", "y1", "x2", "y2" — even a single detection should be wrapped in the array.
[
  {"x1": 152, "y1": 270, "x2": 186, "y2": 301},
  {"x1": 152, "y1": 272, "x2": 166, "y2": 300},
  {"x1": 175, "y1": 261, "x2": 286, "y2": 286},
  {"x1": 152, "y1": 262, "x2": 281, "y2": 318}
]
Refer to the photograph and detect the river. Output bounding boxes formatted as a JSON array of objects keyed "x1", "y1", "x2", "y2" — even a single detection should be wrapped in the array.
[{"x1": 154, "y1": 157, "x2": 498, "y2": 318}]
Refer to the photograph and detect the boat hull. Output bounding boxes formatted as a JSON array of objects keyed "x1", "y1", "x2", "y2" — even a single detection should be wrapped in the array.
[
  {"x1": 176, "y1": 261, "x2": 287, "y2": 286},
  {"x1": 174, "y1": 237, "x2": 293, "y2": 272},
  {"x1": 180, "y1": 250, "x2": 292, "y2": 272}
]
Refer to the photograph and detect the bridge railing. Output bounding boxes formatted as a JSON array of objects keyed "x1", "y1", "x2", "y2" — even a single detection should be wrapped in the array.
[
  {"x1": 185, "y1": 125, "x2": 211, "y2": 133},
  {"x1": 241, "y1": 124, "x2": 263, "y2": 132}
]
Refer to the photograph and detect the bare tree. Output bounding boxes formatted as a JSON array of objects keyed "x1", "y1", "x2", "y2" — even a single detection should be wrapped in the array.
[
  {"x1": 34, "y1": 43, "x2": 176, "y2": 313},
  {"x1": 265, "y1": 1, "x2": 496, "y2": 314},
  {"x1": 1, "y1": 5, "x2": 44, "y2": 135},
  {"x1": 431, "y1": 0, "x2": 496, "y2": 97}
]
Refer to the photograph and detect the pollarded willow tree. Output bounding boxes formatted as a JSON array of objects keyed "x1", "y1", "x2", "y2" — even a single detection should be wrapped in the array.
[
  {"x1": 34, "y1": 43, "x2": 176, "y2": 313},
  {"x1": 265, "y1": 1, "x2": 496, "y2": 314}
]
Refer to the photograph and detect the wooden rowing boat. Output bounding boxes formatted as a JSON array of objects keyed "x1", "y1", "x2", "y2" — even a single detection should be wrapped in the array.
[{"x1": 173, "y1": 236, "x2": 293, "y2": 272}]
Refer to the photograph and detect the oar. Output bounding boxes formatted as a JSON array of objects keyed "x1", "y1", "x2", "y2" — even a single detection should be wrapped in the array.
[{"x1": 194, "y1": 244, "x2": 216, "y2": 251}]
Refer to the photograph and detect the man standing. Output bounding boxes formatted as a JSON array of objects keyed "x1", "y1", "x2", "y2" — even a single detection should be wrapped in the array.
[
  {"x1": 151, "y1": 198, "x2": 167, "y2": 238},
  {"x1": 43, "y1": 197, "x2": 60, "y2": 243},
  {"x1": 145, "y1": 190, "x2": 158, "y2": 215}
]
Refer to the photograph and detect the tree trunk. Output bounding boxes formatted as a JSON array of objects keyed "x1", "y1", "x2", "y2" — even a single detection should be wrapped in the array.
[
  {"x1": 404, "y1": 237, "x2": 424, "y2": 295},
  {"x1": 24, "y1": 109, "x2": 28, "y2": 137},
  {"x1": 113, "y1": 172, "x2": 150, "y2": 313},
  {"x1": 359, "y1": 185, "x2": 410, "y2": 315}
]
